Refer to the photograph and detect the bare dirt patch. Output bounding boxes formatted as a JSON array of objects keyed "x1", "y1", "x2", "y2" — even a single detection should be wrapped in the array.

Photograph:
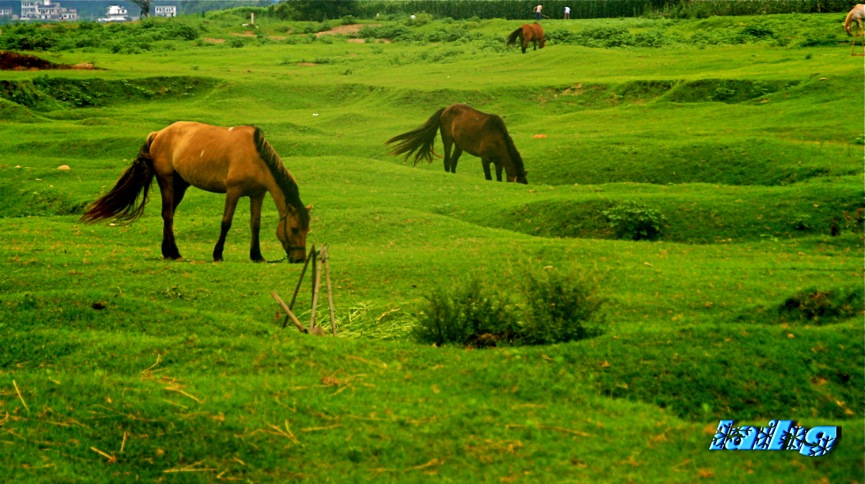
[
  {"x1": 0, "y1": 51, "x2": 98, "y2": 70},
  {"x1": 315, "y1": 24, "x2": 369, "y2": 38}
]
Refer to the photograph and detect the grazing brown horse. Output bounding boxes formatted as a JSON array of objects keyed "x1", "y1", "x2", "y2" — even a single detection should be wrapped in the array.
[
  {"x1": 385, "y1": 104, "x2": 528, "y2": 184},
  {"x1": 844, "y1": 4, "x2": 865, "y2": 55},
  {"x1": 844, "y1": 4, "x2": 865, "y2": 35},
  {"x1": 507, "y1": 22, "x2": 545, "y2": 53},
  {"x1": 80, "y1": 122, "x2": 311, "y2": 263}
]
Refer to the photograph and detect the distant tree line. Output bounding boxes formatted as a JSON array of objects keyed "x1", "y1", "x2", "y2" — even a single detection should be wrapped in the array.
[
  {"x1": 0, "y1": 0, "x2": 850, "y2": 23},
  {"x1": 269, "y1": 0, "x2": 852, "y2": 21}
]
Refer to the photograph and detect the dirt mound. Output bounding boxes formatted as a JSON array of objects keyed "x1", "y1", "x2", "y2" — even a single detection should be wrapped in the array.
[
  {"x1": 315, "y1": 24, "x2": 369, "y2": 37},
  {"x1": 0, "y1": 51, "x2": 97, "y2": 71}
]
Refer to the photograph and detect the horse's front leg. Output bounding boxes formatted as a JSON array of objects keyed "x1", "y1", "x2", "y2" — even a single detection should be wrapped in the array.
[
  {"x1": 157, "y1": 175, "x2": 182, "y2": 259},
  {"x1": 495, "y1": 162, "x2": 504, "y2": 182},
  {"x1": 481, "y1": 157, "x2": 494, "y2": 181},
  {"x1": 248, "y1": 193, "x2": 265, "y2": 262},
  {"x1": 213, "y1": 190, "x2": 241, "y2": 262}
]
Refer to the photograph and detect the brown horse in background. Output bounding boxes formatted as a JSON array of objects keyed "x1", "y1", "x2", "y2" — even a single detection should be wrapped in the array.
[
  {"x1": 80, "y1": 122, "x2": 311, "y2": 263},
  {"x1": 844, "y1": 4, "x2": 865, "y2": 55},
  {"x1": 507, "y1": 22, "x2": 545, "y2": 53},
  {"x1": 386, "y1": 104, "x2": 528, "y2": 184},
  {"x1": 844, "y1": 4, "x2": 865, "y2": 35}
]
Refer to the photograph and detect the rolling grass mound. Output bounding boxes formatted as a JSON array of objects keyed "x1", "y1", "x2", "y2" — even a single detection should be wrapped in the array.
[
  {"x1": 573, "y1": 322, "x2": 863, "y2": 421},
  {"x1": 662, "y1": 78, "x2": 799, "y2": 104},
  {"x1": 0, "y1": 76, "x2": 220, "y2": 111},
  {"x1": 444, "y1": 180, "x2": 863, "y2": 243},
  {"x1": 734, "y1": 284, "x2": 865, "y2": 326},
  {"x1": 557, "y1": 78, "x2": 801, "y2": 107},
  {"x1": 530, "y1": 137, "x2": 855, "y2": 186}
]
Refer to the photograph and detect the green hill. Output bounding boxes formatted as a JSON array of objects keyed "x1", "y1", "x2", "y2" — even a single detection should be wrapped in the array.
[{"x1": 0, "y1": 12, "x2": 862, "y2": 481}]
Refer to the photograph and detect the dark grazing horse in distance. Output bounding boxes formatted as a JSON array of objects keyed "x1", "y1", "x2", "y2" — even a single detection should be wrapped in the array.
[
  {"x1": 80, "y1": 121, "x2": 311, "y2": 263},
  {"x1": 507, "y1": 22, "x2": 546, "y2": 53},
  {"x1": 385, "y1": 103, "x2": 528, "y2": 184}
]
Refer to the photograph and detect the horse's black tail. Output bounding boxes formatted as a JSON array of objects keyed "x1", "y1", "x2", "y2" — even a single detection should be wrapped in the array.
[
  {"x1": 385, "y1": 107, "x2": 445, "y2": 166},
  {"x1": 80, "y1": 132, "x2": 157, "y2": 225},
  {"x1": 506, "y1": 27, "x2": 522, "y2": 46}
]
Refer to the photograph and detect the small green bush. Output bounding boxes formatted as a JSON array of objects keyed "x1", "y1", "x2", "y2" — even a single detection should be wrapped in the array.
[
  {"x1": 602, "y1": 200, "x2": 667, "y2": 241},
  {"x1": 412, "y1": 277, "x2": 518, "y2": 347},
  {"x1": 227, "y1": 37, "x2": 246, "y2": 48},
  {"x1": 406, "y1": 12, "x2": 433, "y2": 26},
  {"x1": 779, "y1": 287, "x2": 863, "y2": 324},
  {"x1": 413, "y1": 266, "x2": 605, "y2": 347},
  {"x1": 358, "y1": 24, "x2": 416, "y2": 42},
  {"x1": 518, "y1": 267, "x2": 606, "y2": 345}
]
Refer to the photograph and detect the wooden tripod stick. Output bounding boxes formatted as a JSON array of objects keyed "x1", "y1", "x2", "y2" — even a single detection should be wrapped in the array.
[
  {"x1": 274, "y1": 244, "x2": 335, "y2": 336},
  {"x1": 320, "y1": 246, "x2": 337, "y2": 336},
  {"x1": 271, "y1": 292, "x2": 308, "y2": 334},
  {"x1": 309, "y1": 247, "x2": 322, "y2": 332}
]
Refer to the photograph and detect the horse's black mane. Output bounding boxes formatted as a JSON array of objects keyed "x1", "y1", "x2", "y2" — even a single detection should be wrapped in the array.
[{"x1": 253, "y1": 127, "x2": 310, "y2": 228}]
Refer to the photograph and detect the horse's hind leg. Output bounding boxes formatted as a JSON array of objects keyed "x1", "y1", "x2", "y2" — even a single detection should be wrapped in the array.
[
  {"x1": 157, "y1": 174, "x2": 183, "y2": 260},
  {"x1": 442, "y1": 135, "x2": 454, "y2": 172},
  {"x1": 450, "y1": 146, "x2": 464, "y2": 174},
  {"x1": 171, "y1": 176, "x2": 190, "y2": 211},
  {"x1": 213, "y1": 190, "x2": 241, "y2": 262},
  {"x1": 248, "y1": 193, "x2": 265, "y2": 262}
]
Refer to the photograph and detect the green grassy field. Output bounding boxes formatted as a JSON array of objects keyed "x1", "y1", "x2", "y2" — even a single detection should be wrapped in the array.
[{"x1": 0, "y1": 11, "x2": 863, "y2": 481}]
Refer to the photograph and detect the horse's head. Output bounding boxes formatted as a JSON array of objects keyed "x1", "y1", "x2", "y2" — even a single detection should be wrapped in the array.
[
  {"x1": 508, "y1": 171, "x2": 528, "y2": 184},
  {"x1": 539, "y1": 37, "x2": 546, "y2": 49},
  {"x1": 278, "y1": 205, "x2": 311, "y2": 263}
]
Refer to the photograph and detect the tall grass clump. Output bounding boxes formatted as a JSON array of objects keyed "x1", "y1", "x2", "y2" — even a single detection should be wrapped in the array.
[
  {"x1": 602, "y1": 200, "x2": 667, "y2": 241},
  {"x1": 778, "y1": 286, "x2": 864, "y2": 325},
  {"x1": 413, "y1": 266, "x2": 605, "y2": 347},
  {"x1": 518, "y1": 266, "x2": 606, "y2": 345},
  {"x1": 412, "y1": 276, "x2": 519, "y2": 347}
]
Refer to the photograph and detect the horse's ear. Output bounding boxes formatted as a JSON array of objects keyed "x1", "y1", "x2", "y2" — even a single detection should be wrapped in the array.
[{"x1": 306, "y1": 204, "x2": 314, "y2": 211}]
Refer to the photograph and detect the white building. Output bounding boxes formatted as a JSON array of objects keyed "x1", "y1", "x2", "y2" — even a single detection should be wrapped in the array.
[
  {"x1": 20, "y1": 0, "x2": 78, "y2": 21},
  {"x1": 154, "y1": 6, "x2": 177, "y2": 18},
  {"x1": 98, "y1": 5, "x2": 129, "y2": 23},
  {"x1": 0, "y1": 8, "x2": 13, "y2": 17}
]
